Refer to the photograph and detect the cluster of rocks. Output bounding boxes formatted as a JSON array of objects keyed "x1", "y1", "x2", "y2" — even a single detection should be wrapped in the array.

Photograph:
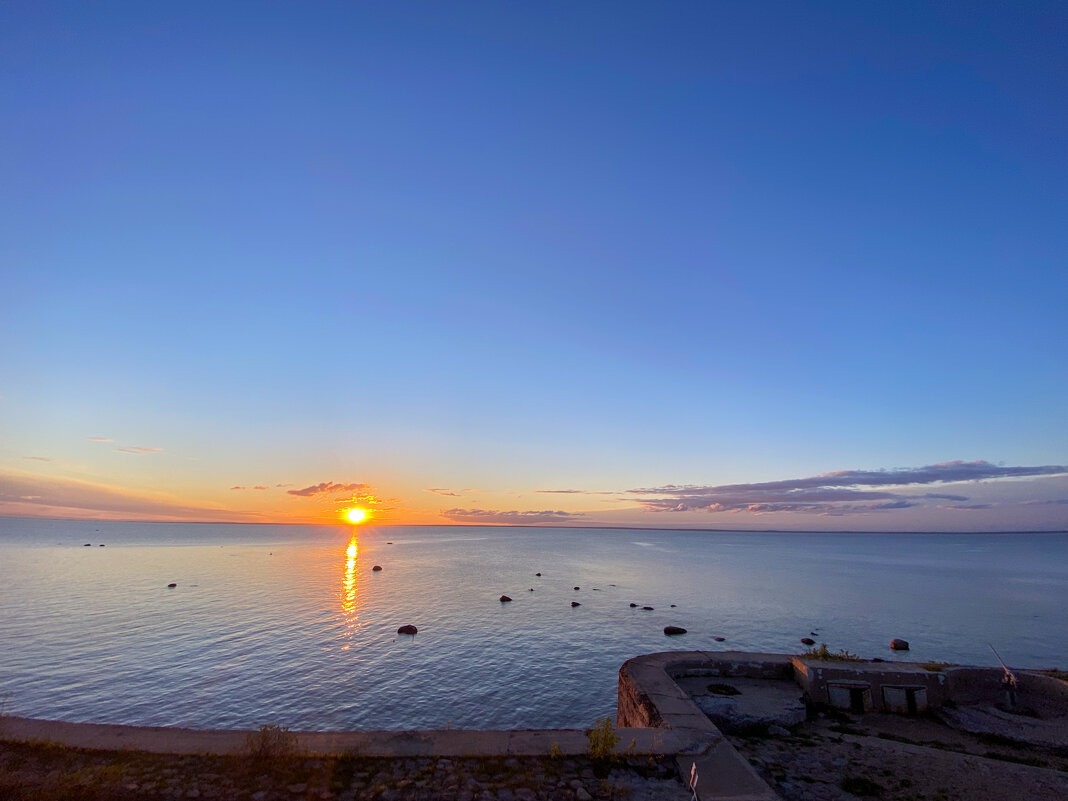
[{"x1": 0, "y1": 742, "x2": 684, "y2": 801}]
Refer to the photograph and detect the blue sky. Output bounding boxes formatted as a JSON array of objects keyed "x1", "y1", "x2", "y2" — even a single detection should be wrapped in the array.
[{"x1": 1, "y1": 1, "x2": 1066, "y2": 530}]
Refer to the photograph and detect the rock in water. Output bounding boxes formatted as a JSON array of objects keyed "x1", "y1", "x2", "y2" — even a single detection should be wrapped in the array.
[
  {"x1": 535, "y1": 572, "x2": 541, "y2": 576},
  {"x1": 642, "y1": 606, "x2": 654, "y2": 611},
  {"x1": 890, "y1": 638, "x2": 910, "y2": 651},
  {"x1": 800, "y1": 637, "x2": 816, "y2": 646},
  {"x1": 714, "y1": 636, "x2": 726, "y2": 642},
  {"x1": 499, "y1": 595, "x2": 512, "y2": 602},
  {"x1": 372, "y1": 565, "x2": 383, "y2": 571},
  {"x1": 663, "y1": 626, "x2": 687, "y2": 636},
  {"x1": 83, "y1": 543, "x2": 92, "y2": 547},
  {"x1": 573, "y1": 586, "x2": 580, "y2": 591},
  {"x1": 629, "y1": 603, "x2": 638, "y2": 608},
  {"x1": 167, "y1": 583, "x2": 177, "y2": 588},
  {"x1": 397, "y1": 625, "x2": 418, "y2": 635},
  {"x1": 571, "y1": 601, "x2": 581, "y2": 607}
]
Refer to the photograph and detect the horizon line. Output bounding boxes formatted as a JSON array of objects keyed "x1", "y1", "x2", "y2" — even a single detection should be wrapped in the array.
[{"x1": 0, "y1": 514, "x2": 1064, "y2": 536}]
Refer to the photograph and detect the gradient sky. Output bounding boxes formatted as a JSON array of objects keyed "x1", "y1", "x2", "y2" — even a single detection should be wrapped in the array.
[{"x1": 2, "y1": 1, "x2": 1066, "y2": 531}]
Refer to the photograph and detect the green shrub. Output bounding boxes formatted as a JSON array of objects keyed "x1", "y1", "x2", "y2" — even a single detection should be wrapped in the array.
[{"x1": 587, "y1": 717, "x2": 620, "y2": 761}]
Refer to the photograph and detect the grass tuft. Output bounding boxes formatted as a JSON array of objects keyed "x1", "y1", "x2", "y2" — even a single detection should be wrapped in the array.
[
  {"x1": 801, "y1": 643, "x2": 863, "y2": 662},
  {"x1": 587, "y1": 717, "x2": 621, "y2": 761},
  {"x1": 244, "y1": 724, "x2": 300, "y2": 761}
]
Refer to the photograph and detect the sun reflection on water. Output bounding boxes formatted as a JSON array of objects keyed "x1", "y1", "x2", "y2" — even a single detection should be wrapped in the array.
[{"x1": 340, "y1": 534, "x2": 359, "y2": 646}]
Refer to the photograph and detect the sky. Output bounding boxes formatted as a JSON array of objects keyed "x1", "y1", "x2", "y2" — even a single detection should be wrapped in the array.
[{"x1": 1, "y1": 1, "x2": 1066, "y2": 531}]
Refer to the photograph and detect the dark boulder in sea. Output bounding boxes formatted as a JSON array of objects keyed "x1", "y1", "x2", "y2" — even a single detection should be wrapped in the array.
[
  {"x1": 810, "y1": 631, "x2": 818, "y2": 636},
  {"x1": 714, "y1": 636, "x2": 726, "y2": 642},
  {"x1": 387, "y1": 542, "x2": 393, "y2": 545},
  {"x1": 629, "y1": 603, "x2": 638, "y2": 608},
  {"x1": 99, "y1": 544, "x2": 105, "y2": 547},
  {"x1": 535, "y1": 572, "x2": 541, "y2": 576},
  {"x1": 571, "y1": 601, "x2": 581, "y2": 607},
  {"x1": 573, "y1": 586, "x2": 580, "y2": 591},
  {"x1": 664, "y1": 626, "x2": 687, "y2": 636},
  {"x1": 500, "y1": 595, "x2": 512, "y2": 602},
  {"x1": 890, "y1": 638, "x2": 910, "y2": 651},
  {"x1": 84, "y1": 543, "x2": 91, "y2": 547},
  {"x1": 529, "y1": 588, "x2": 534, "y2": 592},
  {"x1": 670, "y1": 604, "x2": 677, "y2": 607},
  {"x1": 800, "y1": 637, "x2": 816, "y2": 646},
  {"x1": 397, "y1": 625, "x2": 418, "y2": 635},
  {"x1": 642, "y1": 606, "x2": 654, "y2": 611},
  {"x1": 372, "y1": 565, "x2": 383, "y2": 571},
  {"x1": 167, "y1": 583, "x2": 177, "y2": 588}
]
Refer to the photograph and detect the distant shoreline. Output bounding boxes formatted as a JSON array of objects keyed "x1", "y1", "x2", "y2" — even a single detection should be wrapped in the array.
[{"x1": 0, "y1": 514, "x2": 1064, "y2": 535}]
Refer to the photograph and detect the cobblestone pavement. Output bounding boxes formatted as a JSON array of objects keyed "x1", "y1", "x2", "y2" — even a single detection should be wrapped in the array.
[{"x1": 0, "y1": 741, "x2": 689, "y2": 800}]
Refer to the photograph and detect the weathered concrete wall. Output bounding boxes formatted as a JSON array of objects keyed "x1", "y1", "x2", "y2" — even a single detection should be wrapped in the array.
[
  {"x1": 618, "y1": 652, "x2": 783, "y2": 800},
  {"x1": 944, "y1": 668, "x2": 1068, "y2": 714},
  {"x1": 791, "y1": 657, "x2": 947, "y2": 709}
]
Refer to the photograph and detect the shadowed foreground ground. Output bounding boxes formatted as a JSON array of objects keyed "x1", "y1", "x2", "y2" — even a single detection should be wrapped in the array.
[
  {"x1": 727, "y1": 706, "x2": 1068, "y2": 801},
  {"x1": 0, "y1": 740, "x2": 686, "y2": 801}
]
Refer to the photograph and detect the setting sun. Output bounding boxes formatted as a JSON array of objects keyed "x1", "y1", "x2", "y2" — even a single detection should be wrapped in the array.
[{"x1": 343, "y1": 507, "x2": 368, "y2": 525}]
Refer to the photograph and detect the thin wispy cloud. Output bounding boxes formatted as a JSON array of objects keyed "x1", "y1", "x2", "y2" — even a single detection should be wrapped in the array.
[
  {"x1": 535, "y1": 489, "x2": 616, "y2": 495},
  {"x1": 22, "y1": 456, "x2": 52, "y2": 462},
  {"x1": 115, "y1": 446, "x2": 163, "y2": 455},
  {"x1": 425, "y1": 488, "x2": 463, "y2": 497},
  {"x1": 287, "y1": 481, "x2": 370, "y2": 498},
  {"x1": 0, "y1": 470, "x2": 261, "y2": 523},
  {"x1": 441, "y1": 508, "x2": 585, "y2": 525},
  {"x1": 86, "y1": 437, "x2": 112, "y2": 443},
  {"x1": 230, "y1": 485, "x2": 270, "y2": 491},
  {"x1": 628, "y1": 461, "x2": 1068, "y2": 516}
]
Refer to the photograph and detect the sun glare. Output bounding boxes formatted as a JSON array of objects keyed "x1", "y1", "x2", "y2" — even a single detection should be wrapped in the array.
[{"x1": 344, "y1": 507, "x2": 368, "y2": 525}]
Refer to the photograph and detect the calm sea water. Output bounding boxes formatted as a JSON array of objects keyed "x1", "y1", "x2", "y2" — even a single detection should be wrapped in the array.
[{"x1": 1, "y1": 519, "x2": 1065, "y2": 731}]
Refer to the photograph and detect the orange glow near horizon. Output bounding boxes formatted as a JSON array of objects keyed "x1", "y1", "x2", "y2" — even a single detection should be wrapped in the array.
[{"x1": 342, "y1": 507, "x2": 368, "y2": 524}]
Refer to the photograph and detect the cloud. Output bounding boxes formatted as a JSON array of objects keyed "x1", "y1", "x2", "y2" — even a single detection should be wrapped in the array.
[
  {"x1": 425, "y1": 488, "x2": 463, "y2": 497},
  {"x1": 115, "y1": 446, "x2": 163, "y2": 454},
  {"x1": 87, "y1": 437, "x2": 113, "y2": 443},
  {"x1": 275, "y1": 483, "x2": 293, "y2": 488},
  {"x1": 535, "y1": 489, "x2": 617, "y2": 495},
  {"x1": 23, "y1": 456, "x2": 52, "y2": 462},
  {"x1": 0, "y1": 469, "x2": 262, "y2": 523},
  {"x1": 941, "y1": 503, "x2": 995, "y2": 511},
  {"x1": 872, "y1": 500, "x2": 917, "y2": 510},
  {"x1": 440, "y1": 508, "x2": 586, "y2": 525},
  {"x1": 628, "y1": 461, "x2": 1068, "y2": 516},
  {"x1": 230, "y1": 485, "x2": 270, "y2": 491},
  {"x1": 287, "y1": 481, "x2": 370, "y2": 498}
]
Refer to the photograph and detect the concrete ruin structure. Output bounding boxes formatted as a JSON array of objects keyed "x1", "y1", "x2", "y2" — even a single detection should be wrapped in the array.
[{"x1": 617, "y1": 650, "x2": 1068, "y2": 800}]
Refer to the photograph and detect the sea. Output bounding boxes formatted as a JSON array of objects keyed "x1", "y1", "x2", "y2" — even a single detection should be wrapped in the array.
[{"x1": 0, "y1": 518, "x2": 1065, "y2": 731}]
